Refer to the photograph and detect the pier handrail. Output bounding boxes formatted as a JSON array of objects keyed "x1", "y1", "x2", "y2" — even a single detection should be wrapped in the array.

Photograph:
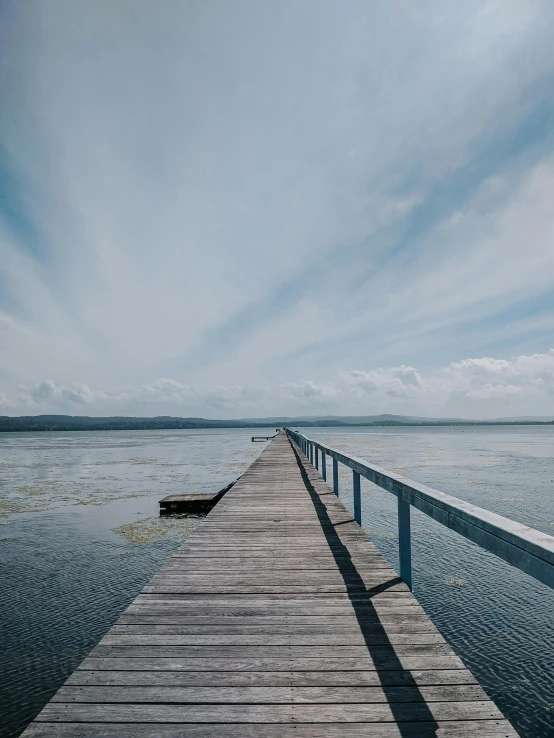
[{"x1": 286, "y1": 428, "x2": 554, "y2": 592}]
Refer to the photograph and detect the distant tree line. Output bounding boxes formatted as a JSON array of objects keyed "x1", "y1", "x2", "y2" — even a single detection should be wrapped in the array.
[{"x1": 0, "y1": 415, "x2": 552, "y2": 432}]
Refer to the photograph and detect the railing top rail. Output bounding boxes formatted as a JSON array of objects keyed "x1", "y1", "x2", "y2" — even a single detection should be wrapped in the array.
[{"x1": 286, "y1": 428, "x2": 554, "y2": 588}]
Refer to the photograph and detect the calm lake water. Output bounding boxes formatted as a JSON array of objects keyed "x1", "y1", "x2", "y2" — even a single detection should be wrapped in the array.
[{"x1": 1, "y1": 426, "x2": 553, "y2": 737}]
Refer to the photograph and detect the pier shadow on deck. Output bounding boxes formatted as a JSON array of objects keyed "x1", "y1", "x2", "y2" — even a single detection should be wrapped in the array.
[{"x1": 292, "y1": 442, "x2": 441, "y2": 737}]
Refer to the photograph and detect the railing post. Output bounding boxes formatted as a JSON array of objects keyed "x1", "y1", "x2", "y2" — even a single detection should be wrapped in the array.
[
  {"x1": 353, "y1": 471, "x2": 361, "y2": 525},
  {"x1": 310, "y1": 444, "x2": 314, "y2": 465},
  {"x1": 321, "y1": 450, "x2": 327, "y2": 481},
  {"x1": 315, "y1": 446, "x2": 319, "y2": 470},
  {"x1": 332, "y1": 457, "x2": 339, "y2": 495},
  {"x1": 398, "y1": 497, "x2": 412, "y2": 591}
]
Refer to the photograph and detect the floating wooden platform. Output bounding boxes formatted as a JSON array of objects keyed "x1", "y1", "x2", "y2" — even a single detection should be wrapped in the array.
[
  {"x1": 22, "y1": 432, "x2": 518, "y2": 737},
  {"x1": 159, "y1": 493, "x2": 221, "y2": 515},
  {"x1": 159, "y1": 481, "x2": 236, "y2": 516},
  {"x1": 251, "y1": 435, "x2": 276, "y2": 442}
]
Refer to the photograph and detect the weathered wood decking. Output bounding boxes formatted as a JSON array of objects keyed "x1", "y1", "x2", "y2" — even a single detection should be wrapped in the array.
[{"x1": 23, "y1": 432, "x2": 518, "y2": 737}]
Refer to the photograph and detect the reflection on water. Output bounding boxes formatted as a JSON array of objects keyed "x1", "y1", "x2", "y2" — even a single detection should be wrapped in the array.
[
  {"x1": 0, "y1": 429, "x2": 270, "y2": 738},
  {"x1": 1, "y1": 426, "x2": 553, "y2": 737},
  {"x1": 309, "y1": 426, "x2": 554, "y2": 738}
]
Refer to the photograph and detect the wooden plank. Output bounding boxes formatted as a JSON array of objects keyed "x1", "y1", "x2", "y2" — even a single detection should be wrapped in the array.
[
  {"x1": 138, "y1": 585, "x2": 409, "y2": 594},
  {"x1": 123, "y1": 607, "x2": 423, "y2": 617},
  {"x1": 109, "y1": 623, "x2": 440, "y2": 635},
  {"x1": 76, "y1": 656, "x2": 468, "y2": 671},
  {"x1": 133, "y1": 588, "x2": 411, "y2": 597},
  {"x1": 115, "y1": 610, "x2": 432, "y2": 620},
  {"x1": 136, "y1": 582, "x2": 406, "y2": 594},
  {"x1": 99, "y1": 628, "x2": 444, "y2": 648},
  {"x1": 19, "y1": 722, "x2": 523, "y2": 737},
  {"x1": 90, "y1": 644, "x2": 454, "y2": 658},
  {"x1": 134, "y1": 592, "x2": 415, "y2": 601},
  {"x1": 66, "y1": 669, "x2": 478, "y2": 688},
  {"x1": 35, "y1": 701, "x2": 506, "y2": 722},
  {"x1": 53, "y1": 684, "x2": 488, "y2": 703},
  {"x1": 161, "y1": 562, "x2": 394, "y2": 570},
  {"x1": 153, "y1": 567, "x2": 400, "y2": 576}
]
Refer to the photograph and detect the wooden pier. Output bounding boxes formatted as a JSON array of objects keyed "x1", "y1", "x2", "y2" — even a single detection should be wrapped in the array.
[{"x1": 23, "y1": 432, "x2": 517, "y2": 737}]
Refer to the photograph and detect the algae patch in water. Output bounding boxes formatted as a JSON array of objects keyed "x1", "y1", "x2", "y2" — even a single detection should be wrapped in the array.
[
  {"x1": 1, "y1": 480, "x2": 154, "y2": 515},
  {"x1": 113, "y1": 519, "x2": 170, "y2": 543},
  {"x1": 0, "y1": 501, "x2": 35, "y2": 515},
  {"x1": 112, "y1": 515, "x2": 196, "y2": 544},
  {"x1": 447, "y1": 578, "x2": 465, "y2": 586}
]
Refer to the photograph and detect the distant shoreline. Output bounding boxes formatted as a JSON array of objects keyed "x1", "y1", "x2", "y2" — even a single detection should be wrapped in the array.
[{"x1": 1, "y1": 415, "x2": 553, "y2": 432}]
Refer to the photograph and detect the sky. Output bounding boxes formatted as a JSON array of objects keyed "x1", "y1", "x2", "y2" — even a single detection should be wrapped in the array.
[{"x1": 1, "y1": 0, "x2": 554, "y2": 419}]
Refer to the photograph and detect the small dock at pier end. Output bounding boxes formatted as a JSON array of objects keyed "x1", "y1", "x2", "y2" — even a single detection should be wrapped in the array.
[{"x1": 22, "y1": 430, "x2": 545, "y2": 736}]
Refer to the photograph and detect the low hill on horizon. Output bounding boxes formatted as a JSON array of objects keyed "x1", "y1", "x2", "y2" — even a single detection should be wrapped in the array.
[{"x1": 0, "y1": 413, "x2": 553, "y2": 432}]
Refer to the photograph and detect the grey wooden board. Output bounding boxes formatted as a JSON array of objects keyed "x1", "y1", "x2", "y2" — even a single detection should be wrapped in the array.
[
  {"x1": 137, "y1": 583, "x2": 404, "y2": 594},
  {"x1": 134, "y1": 592, "x2": 415, "y2": 600},
  {"x1": 124, "y1": 607, "x2": 423, "y2": 617},
  {"x1": 19, "y1": 722, "x2": 522, "y2": 737},
  {"x1": 131, "y1": 600, "x2": 416, "y2": 608},
  {"x1": 90, "y1": 644, "x2": 454, "y2": 658},
  {"x1": 127, "y1": 596, "x2": 418, "y2": 604},
  {"x1": 139, "y1": 586, "x2": 409, "y2": 594},
  {"x1": 21, "y1": 433, "x2": 519, "y2": 737},
  {"x1": 100, "y1": 634, "x2": 445, "y2": 646},
  {"x1": 108, "y1": 624, "x2": 440, "y2": 636},
  {"x1": 53, "y1": 684, "x2": 488, "y2": 703},
  {"x1": 66, "y1": 669, "x2": 478, "y2": 687},
  {"x1": 129, "y1": 593, "x2": 417, "y2": 603},
  {"x1": 75, "y1": 655, "x2": 468, "y2": 672},
  {"x1": 34, "y1": 701, "x2": 506, "y2": 722},
  {"x1": 147, "y1": 575, "x2": 405, "y2": 583},
  {"x1": 113, "y1": 608, "x2": 435, "y2": 620},
  {"x1": 151, "y1": 570, "x2": 400, "y2": 578},
  {"x1": 162, "y1": 562, "x2": 394, "y2": 570},
  {"x1": 116, "y1": 612, "x2": 430, "y2": 621}
]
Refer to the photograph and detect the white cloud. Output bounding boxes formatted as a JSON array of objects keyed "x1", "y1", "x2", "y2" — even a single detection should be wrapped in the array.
[
  {"x1": 22, "y1": 380, "x2": 108, "y2": 408},
  {"x1": 2, "y1": 349, "x2": 553, "y2": 418},
  {"x1": 346, "y1": 367, "x2": 425, "y2": 398}
]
